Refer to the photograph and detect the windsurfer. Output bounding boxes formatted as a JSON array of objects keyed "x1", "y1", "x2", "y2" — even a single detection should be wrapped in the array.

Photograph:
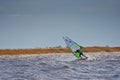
[{"x1": 75, "y1": 49, "x2": 88, "y2": 59}]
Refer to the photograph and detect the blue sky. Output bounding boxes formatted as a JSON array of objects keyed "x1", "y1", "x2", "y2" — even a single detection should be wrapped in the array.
[{"x1": 0, "y1": 0, "x2": 120, "y2": 49}]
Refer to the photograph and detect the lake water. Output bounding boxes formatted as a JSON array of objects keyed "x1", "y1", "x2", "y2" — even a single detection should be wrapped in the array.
[{"x1": 0, "y1": 52, "x2": 120, "y2": 80}]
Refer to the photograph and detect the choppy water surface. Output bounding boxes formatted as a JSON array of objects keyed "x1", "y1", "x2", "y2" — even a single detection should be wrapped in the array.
[{"x1": 0, "y1": 52, "x2": 120, "y2": 80}]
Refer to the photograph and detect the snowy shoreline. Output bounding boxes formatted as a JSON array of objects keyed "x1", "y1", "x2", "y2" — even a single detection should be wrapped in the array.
[{"x1": 0, "y1": 52, "x2": 120, "y2": 61}]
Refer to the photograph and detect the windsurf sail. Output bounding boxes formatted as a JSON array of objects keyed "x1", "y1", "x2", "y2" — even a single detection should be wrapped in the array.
[{"x1": 63, "y1": 36, "x2": 83, "y2": 59}]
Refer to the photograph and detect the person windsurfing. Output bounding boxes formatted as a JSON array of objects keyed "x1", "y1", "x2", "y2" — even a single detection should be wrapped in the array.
[
  {"x1": 63, "y1": 36, "x2": 88, "y2": 60},
  {"x1": 75, "y1": 47, "x2": 88, "y2": 59}
]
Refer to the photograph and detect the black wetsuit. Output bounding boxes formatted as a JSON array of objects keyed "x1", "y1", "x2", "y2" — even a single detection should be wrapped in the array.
[{"x1": 75, "y1": 49, "x2": 87, "y2": 59}]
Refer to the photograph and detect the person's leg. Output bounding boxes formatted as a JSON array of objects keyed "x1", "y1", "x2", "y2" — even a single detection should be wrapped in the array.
[
  {"x1": 81, "y1": 52, "x2": 88, "y2": 58},
  {"x1": 79, "y1": 52, "x2": 84, "y2": 59}
]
